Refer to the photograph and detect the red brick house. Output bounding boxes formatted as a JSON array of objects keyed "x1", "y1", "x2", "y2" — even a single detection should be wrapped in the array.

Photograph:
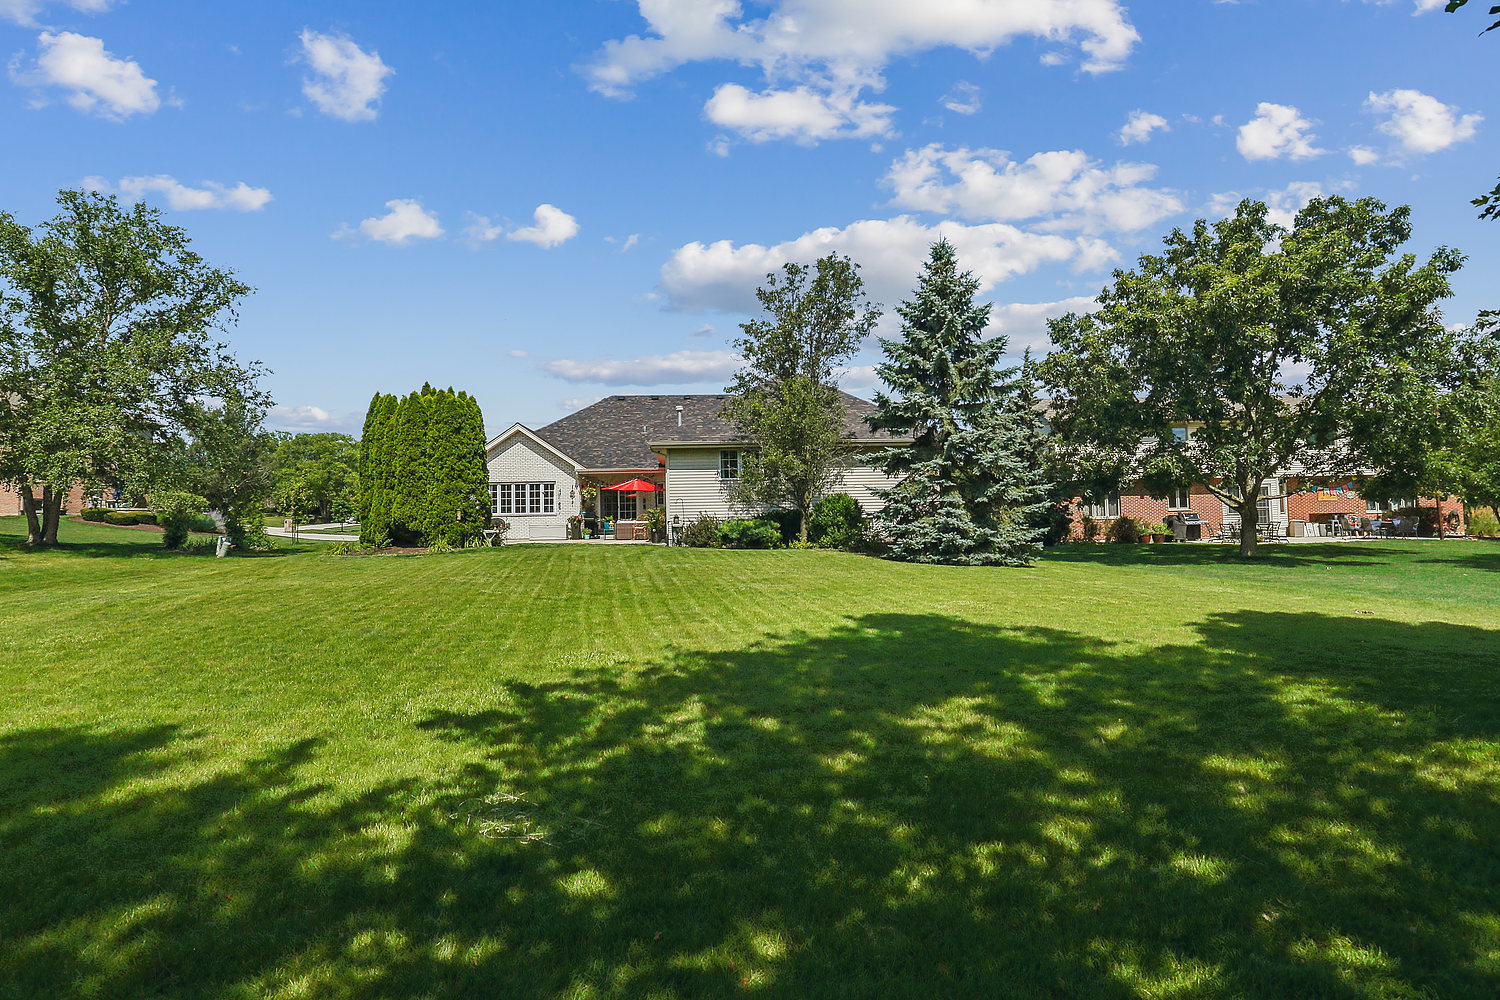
[{"x1": 1073, "y1": 477, "x2": 1465, "y2": 539}]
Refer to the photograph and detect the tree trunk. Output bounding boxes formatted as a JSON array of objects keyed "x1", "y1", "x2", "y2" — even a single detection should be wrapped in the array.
[
  {"x1": 1237, "y1": 496, "x2": 1260, "y2": 557},
  {"x1": 799, "y1": 506, "x2": 809, "y2": 544},
  {"x1": 18, "y1": 484, "x2": 44, "y2": 546},
  {"x1": 41, "y1": 485, "x2": 62, "y2": 546},
  {"x1": 1435, "y1": 497, "x2": 1444, "y2": 540}
]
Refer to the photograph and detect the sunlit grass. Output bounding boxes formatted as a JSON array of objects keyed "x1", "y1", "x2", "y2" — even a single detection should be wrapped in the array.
[{"x1": 2, "y1": 517, "x2": 1499, "y2": 998}]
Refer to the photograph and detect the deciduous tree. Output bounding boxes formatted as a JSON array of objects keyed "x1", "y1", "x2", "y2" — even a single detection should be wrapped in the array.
[
  {"x1": 1041, "y1": 197, "x2": 1469, "y2": 556},
  {"x1": 0, "y1": 190, "x2": 264, "y2": 547},
  {"x1": 724, "y1": 255, "x2": 881, "y2": 542}
]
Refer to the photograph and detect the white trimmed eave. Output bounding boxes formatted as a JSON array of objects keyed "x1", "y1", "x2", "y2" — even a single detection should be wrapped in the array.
[
  {"x1": 646, "y1": 437, "x2": 910, "y2": 450},
  {"x1": 484, "y1": 423, "x2": 585, "y2": 473}
]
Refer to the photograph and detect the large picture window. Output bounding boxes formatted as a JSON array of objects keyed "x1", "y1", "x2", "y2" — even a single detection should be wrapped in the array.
[{"x1": 489, "y1": 482, "x2": 555, "y2": 515}]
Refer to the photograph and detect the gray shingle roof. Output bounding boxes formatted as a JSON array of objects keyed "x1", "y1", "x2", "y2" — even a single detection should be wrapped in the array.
[{"x1": 533, "y1": 392, "x2": 901, "y2": 471}]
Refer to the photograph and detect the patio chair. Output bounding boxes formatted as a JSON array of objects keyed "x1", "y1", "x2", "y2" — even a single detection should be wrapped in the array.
[{"x1": 1263, "y1": 522, "x2": 1287, "y2": 543}]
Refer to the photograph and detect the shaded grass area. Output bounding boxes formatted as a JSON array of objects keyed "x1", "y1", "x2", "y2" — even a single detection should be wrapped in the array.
[{"x1": 2, "y1": 517, "x2": 1498, "y2": 998}]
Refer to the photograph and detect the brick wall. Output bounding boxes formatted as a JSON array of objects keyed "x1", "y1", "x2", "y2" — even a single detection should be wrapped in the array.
[
  {"x1": 0, "y1": 483, "x2": 89, "y2": 517},
  {"x1": 1068, "y1": 478, "x2": 1467, "y2": 539}
]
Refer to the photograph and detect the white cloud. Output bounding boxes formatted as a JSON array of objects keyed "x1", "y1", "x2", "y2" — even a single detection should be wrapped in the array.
[
  {"x1": 337, "y1": 199, "x2": 443, "y2": 245},
  {"x1": 1347, "y1": 145, "x2": 1381, "y2": 166},
  {"x1": 507, "y1": 204, "x2": 579, "y2": 248},
  {"x1": 1117, "y1": 109, "x2": 1168, "y2": 145},
  {"x1": 84, "y1": 174, "x2": 272, "y2": 212},
  {"x1": 1236, "y1": 102, "x2": 1324, "y2": 161},
  {"x1": 587, "y1": 0, "x2": 1140, "y2": 98},
  {"x1": 560, "y1": 396, "x2": 605, "y2": 412},
  {"x1": 840, "y1": 365, "x2": 881, "y2": 393},
  {"x1": 940, "y1": 81, "x2": 981, "y2": 115},
  {"x1": 462, "y1": 214, "x2": 506, "y2": 245},
  {"x1": 884, "y1": 144, "x2": 1184, "y2": 234},
  {"x1": 1366, "y1": 88, "x2": 1481, "y2": 154},
  {"x1": 690, "y1": 323, "x2": 716, "y2": 338},
  {"x1": 586, "y1": 1, "x2": 1137, "y2": 146},
  {"x1": 0, "y1": 0, "x2": 112, "y2": 27},
  {"x1": 541, "y1": 349, "x2": 740, "y2": 386},
  {"x1": 660, "y1": 216, "x2": 1113, "y2": 315},
  {"x1": 988, "y1": 296, "x2": 1099, "y2": 352},
  {"x1": 704, "y1": 83, "x2": 895, "y2": 143},
  {"x1": 298, "y1": 29, "x2": 392, "y2": 122},
  {"x1": 266, "y1": 404, "x2": 357, "y2": 433},
  {"x1": 1209, "y1": 181, "x2": 1325, "y2": 229},
  {"x1": 15, "y1": 31, "x2": 159, "y2": 118}
]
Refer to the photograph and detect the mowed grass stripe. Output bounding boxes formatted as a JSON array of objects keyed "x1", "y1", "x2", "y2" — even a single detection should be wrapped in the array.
[{"x1": 2, "y1": 518, "x2": 1499, "y2": 998}]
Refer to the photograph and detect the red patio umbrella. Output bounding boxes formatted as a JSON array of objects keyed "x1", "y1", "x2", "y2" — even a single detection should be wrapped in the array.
[{"x1": 600, "y1": 478, "x2": 659, "y2": 492}]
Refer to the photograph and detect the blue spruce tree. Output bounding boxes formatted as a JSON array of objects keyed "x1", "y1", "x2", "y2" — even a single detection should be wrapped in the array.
[{"x1": 866, "y1": 239, "x2": 1049, "y2": 566}]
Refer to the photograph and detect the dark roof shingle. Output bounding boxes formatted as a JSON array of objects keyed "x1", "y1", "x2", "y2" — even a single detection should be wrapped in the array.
[{"x1": 532, "y1": 392, "x2": 899, "y2": 471}]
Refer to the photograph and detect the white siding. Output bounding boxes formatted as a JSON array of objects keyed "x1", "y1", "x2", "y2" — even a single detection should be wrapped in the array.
[
  {"x1": 486, "y1": 435, "x2": 578, "y2": 540},
  {"x1": 663, "y1": 446, "x2": 899, "y2": 524}
]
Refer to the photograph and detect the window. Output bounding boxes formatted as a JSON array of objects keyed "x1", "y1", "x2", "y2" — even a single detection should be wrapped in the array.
[
  {"x1": 1169, "y1": 487, "x2": 1191, "y2": 510},
  {"x1": 719, "y1": 449, "x2": 740, "y2": 480},
  {"x1": 1366, "y1": 497, "x2": 1412, "y2": 514},
  {"x1": 1171, "y1": 425, "x2": 1189, "y2": 443},
  {"x1": 1084, "y1": 492, "x2": 1120, "y2": 519},
  {"x1": 489, "y1": 482, "x2": 555, "y2": 515}
]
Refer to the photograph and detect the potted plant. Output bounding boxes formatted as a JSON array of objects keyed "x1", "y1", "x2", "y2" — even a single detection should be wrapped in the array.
[
  {"x1": 566, "y1": 514, "x2": 583, "y2": 540},
  {"x1": 1149, "y1": 522, "x2": 1168, "y2": 543},
  {"x1": 644, "y1": 505, "x2": 666, "y2": 543},
  {"x1": 1140, "y1": 519, "x2": 1155, "y2": 543}
]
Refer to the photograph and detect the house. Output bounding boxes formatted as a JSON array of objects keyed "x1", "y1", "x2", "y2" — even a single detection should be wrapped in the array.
[
  {"x1": 482, "y1": 393, "x2": 907, "y2": 540},
  {"x1": 1067, "y1": 421, "x2": 1467, "y2": 537},
  {"x1": 0, "y1": 483, "x2": 92, "y2": 518}
]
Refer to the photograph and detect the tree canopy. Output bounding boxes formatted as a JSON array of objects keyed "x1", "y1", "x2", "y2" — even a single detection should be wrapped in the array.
[
  {"x1": 357, "y1": 385, "x2": 489, "y2": 547},
  {"x1": 0, "y1": 189, "x2": 265, "y2": 546},
  {"x1": 724, "y1": 255, "x2": 880, "y2": 542},
  {"x1": 1041, "y1": 196, "x2": 1474, "y2": 556},
  {"x1": 866, "y1": 240, "x2": 1048, "y2": 566},
  {"x1": 270, "y1": 432, "x2": 360, "y2": 523}
]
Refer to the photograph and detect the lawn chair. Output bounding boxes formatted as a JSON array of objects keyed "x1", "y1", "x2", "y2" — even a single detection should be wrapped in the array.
[
  {"x1": 1216, "y1": 522, "x2": 1239, "y2": 544},
  {"x1": 482, "y1": 517, "x2": 508, "y2": 547},
  {"x1": 1262, "y1": 522, "x2": 1287, "y2": 543}
]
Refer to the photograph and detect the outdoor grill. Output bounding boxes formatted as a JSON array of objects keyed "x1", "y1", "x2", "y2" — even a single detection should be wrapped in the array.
[{"x1": 1177, "y1": 511, "x2": 1203, "y2": 541}]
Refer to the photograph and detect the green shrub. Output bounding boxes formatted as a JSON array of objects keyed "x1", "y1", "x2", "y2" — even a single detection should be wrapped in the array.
[
  {"x1": 324, "y1": 540, "x2": 362, "y2": 556},
  {"x1": 152, "y1": 490, "x2": 207, "y2": 549},
  {"x1": 680, "y1": 514, "x2": 722, "y2": 548},
  {"x1": 1468, "y1": 508, "x2": 1499, "y2": 537},
  {"x1": 103, "y1": 511, "x2": 140, "y2": 526},
  {"x1": 426, "y1": 537, "x2": 454, "y2": 554},
  {"x1": 79, "y1": 508, "x2": 111, "y2": 523},
  {"x1": 1080, "y1": 513, "x2": 1100, "y2": 542},
  {"x1": 1106, "y1": 516, "x2": 1140, "y2": 544},
  {"x1": 808, "y1": 493, "x2": 865, "y2": 550},
  {"x1": 719, "y1": 518, "x2": 781, "y2": 549},
  {"x1": 133, "y1": 511, "x2": 158, "y2": 526},
  {"x1": 762, "y1": 508, "x2": 803, "y2": 545}
]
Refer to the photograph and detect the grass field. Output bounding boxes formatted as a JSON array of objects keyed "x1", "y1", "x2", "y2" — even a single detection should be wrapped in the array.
[{"x1": 3, "y1": 516, "x2": 1498, "y2": 999}]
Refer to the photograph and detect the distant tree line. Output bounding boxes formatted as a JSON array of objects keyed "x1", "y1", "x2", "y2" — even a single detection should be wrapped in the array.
[{"x1": 357, "y1": 385, "x2": 490, "y2": 547}]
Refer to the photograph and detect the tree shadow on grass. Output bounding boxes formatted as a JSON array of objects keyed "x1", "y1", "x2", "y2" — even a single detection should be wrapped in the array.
[{"x1": 3, "y1": 612, "x2": 1497, "y2": 998}]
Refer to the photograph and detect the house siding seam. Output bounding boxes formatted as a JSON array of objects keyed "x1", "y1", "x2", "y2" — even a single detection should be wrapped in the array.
[{"x1": 486, "y1": 435, "x2": 579, "y2": 541}]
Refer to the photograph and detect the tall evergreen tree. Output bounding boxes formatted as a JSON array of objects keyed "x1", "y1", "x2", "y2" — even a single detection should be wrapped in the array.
[
  {"x1": 358, "y1": 393, "x2": 397, "y2": 545},
  {"x1": 455, "y1": 390, "x2": 493, "y2": 540},
  {"x1": 867, "y1": 240, "x2": 1049, "y2": 566},
  {"x1": 389, "y1": 390, "x2": 430, "y2": 544}
]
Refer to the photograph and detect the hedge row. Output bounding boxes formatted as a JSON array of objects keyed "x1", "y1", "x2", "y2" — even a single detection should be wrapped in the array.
[{"x1": 80, "y1": 508, "x2": 157, "y2": 526}]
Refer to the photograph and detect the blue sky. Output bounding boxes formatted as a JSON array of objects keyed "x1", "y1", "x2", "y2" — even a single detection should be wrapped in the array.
[{"x1": 3, "y1": 0, "x2": 1495, "y2": 435}]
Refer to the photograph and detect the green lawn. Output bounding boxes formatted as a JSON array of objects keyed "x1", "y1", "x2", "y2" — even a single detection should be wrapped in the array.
[{"x1": 2, "y1": 517, "x2": 1498, "y2": 999}]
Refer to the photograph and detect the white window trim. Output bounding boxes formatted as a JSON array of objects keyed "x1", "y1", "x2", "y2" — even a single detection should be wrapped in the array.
[
  {"x1": 719, "y1": 449, "x2": 740, "y2": 481},
  {"x1": 1084, "y1": 492, "x2": 1121, "y2": 519},
  {"x1": 1168, "y1": 487, "x2": 1192, "y2": 510},
  {"x1": 489, "y1": 481, "x2": 557, "y2": 516}
]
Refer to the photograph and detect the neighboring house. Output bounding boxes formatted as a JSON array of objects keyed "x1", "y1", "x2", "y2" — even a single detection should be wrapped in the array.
[
  {"x1": 483, "y1": 393, "x2": 907, "y2": 540},
  {"x1": 1068, "y1": 421, "x2": 1466, "y2": 536}
]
